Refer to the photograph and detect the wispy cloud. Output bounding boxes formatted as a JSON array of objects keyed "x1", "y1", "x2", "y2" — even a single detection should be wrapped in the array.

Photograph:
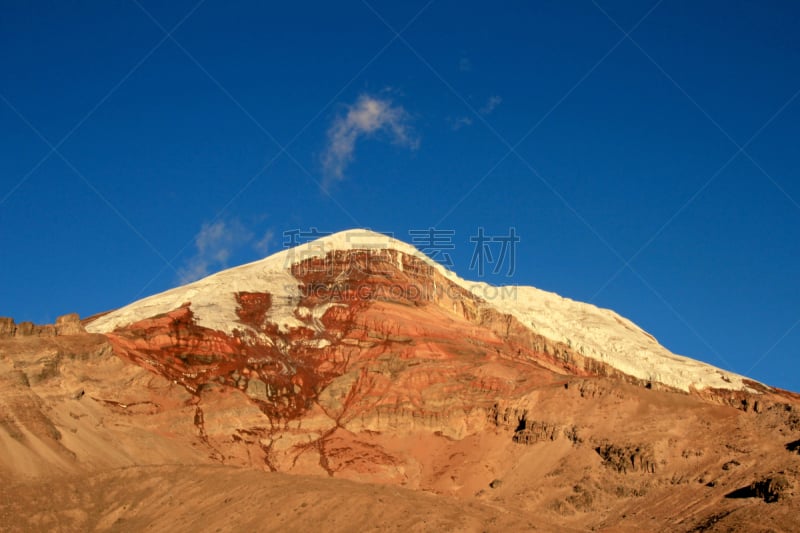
[
  {"x1": 321, "y1": 94, "x2": 418, "y2": 186},
  {"x1": 254, "y1": 229, "x2": 275, "y2": 255},
  {"x1": 480, "y1": 95, "x2": 502, "y2": 115},
  {"x1": 458, "y1": 56, "x2": 472, "y2": 72},
  {"x1": 449, "y1": 116, "x2": 473, "y2": 131},
  {"x1": 178, "y1": 219, "x2": 255, "y2": 284},
  {"x1": 450, "y1": 95, "x2": 503, "y2": 131}
]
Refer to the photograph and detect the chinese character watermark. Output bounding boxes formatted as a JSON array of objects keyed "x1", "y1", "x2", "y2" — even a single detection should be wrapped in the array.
[
  {"x1": 468, "y1": 227, "x2": 520, "y2": 277},
  {"x1": 279, "y1": 226, "x2": 520, "y2": 279}
]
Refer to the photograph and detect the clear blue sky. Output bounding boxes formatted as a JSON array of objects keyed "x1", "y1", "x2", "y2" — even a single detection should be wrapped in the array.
[{"x1": 2, "y1": 1, "x2": 799, "y2": 391}]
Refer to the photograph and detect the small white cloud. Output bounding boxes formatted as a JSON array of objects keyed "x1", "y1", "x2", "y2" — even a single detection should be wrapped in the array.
[
  {"x1": 321, "y1": 94, "x2": 418, "y2": 186},
  {"x1": 254, "y1": 229, "x2": 275, "y2": 255},
  {"x1": 479, "y1": 95, "x2": 502, "y2": 115},
  {"x1": 450, "y1": 116, "x2": 473, "y2": 131},
  {"x1": 178, "y1": 219, "x2": 254, "y2": 284}
]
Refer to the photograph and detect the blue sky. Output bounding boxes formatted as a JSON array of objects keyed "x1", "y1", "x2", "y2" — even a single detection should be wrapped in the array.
[{"x1": 2, "y1": 1, "x2": 799, "y2": 391}]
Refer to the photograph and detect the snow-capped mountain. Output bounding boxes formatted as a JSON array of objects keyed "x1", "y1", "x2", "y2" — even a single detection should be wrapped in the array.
[
  {"x1": 3, "y1": 229, "x2": 798, "y2": 531},
  {"x1": 87, "y1": 228, "x2": 757, "y2": 394}
]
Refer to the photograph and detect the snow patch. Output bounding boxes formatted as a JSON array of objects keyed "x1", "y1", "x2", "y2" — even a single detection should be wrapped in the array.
[
  {"x1": 489, "y1": 286, "x2": 752, "y2": 393},
  {"x1": 87, "y1": 253, "x2": 303, "y2": 337}
]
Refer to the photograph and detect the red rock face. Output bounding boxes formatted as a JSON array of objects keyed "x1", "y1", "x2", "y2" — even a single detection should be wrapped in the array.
[
  {"x1": 235, "y1": 292, "x2": 272, "y2": 330},
  {"x1": 105, "y1": 304, "x2": 330, "y2": 420},
  {"x1": 95, "y1": 249, "x2": 800, "y2": 500},
  {"x1": 102, "y1": 249, "x2": 765, "y2": 427},
  {"x1": 99, "y1": 249, "x2": 614, "y2": 461}
]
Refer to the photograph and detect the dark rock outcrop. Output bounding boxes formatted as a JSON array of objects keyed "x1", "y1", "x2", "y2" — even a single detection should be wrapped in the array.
[
  {"x1": 726, "y1": 475, "x2": 793, "y2": 503},
  {"x1": 513, "y1": 420, "x2": 560, "y2": 444},
  {"x1": 594, "y1": 442, "x2": 657, "y2": 474},
  {"x1": 787, "y1": 440, "x2": 800, "y2": 454}
]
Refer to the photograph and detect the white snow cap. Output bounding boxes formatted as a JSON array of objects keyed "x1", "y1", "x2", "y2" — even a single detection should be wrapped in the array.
[{"x1": 87, "y1": 229, "x2": 759, "y2": 393}]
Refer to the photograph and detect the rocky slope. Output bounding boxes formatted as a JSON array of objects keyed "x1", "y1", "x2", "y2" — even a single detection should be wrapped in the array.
[{"x1": 1, "y1": 229, "x2": 799, "y2": 532}]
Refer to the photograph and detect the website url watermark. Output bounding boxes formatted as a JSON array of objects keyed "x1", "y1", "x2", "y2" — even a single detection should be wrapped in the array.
[{"x1": 287, "y1": 282, "x2": 518, "y2": 303}]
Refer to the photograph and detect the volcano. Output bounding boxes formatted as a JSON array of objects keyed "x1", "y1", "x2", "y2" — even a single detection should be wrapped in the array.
[{"x1": 1, "y1": 229, "x2": 798, "y2": 532}]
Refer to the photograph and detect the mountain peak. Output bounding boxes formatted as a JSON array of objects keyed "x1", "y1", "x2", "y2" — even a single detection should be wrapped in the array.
[{"x1": 85, "y1": 228, "x2": 759, "y2": 395}]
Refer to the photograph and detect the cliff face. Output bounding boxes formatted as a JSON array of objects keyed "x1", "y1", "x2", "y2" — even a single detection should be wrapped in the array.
[
  {"x1": 2, "y1": 231, "x2": 799, "y2": 531},
  {"x1": 0, "y1": 313, "x2": 84, "y2": 339}
]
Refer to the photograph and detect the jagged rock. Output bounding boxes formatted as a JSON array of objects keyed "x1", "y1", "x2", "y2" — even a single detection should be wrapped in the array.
[
  {"x1": 15, "y1": 321, "x2": 35, "y2": 337},
  {"x1": 487, "y1": 404, "x2": 529, "y2": 429},
  {"x1": 0, "y1": 317, "x2": 15, "y2": 338},
  {"x1": 55, "y1": 313, "x2": 84, "y2": 336},
  {"x1": 594, "y1": 442, "x2": 657, "y2": 474},
  {"x1": 9, "y1": 321, "x2": 56, "y2": 337},
  {"x1": 1, "y1": 316, "x2": 83, "y2": 338},
  {"x1": 37, "y1": 324, "x2": 56, "y2": 337},
  {"x1": 246, "y1": 378, "x2": 268, "y2": 400},
  {"x1": 513, "y1": 420, "x2": 560, "y2": 445},
  {"x1": 757, "y1": 475, "x2": 793, "y2": 502},
  {"x1": 727, "y1": 475, "x2": 792, "y2": 503}
]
